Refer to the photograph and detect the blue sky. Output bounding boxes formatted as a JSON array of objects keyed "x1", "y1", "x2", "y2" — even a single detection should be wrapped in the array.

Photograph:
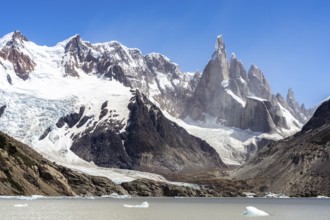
[{"x1": 1, "y1": 0, "x2": 330, "y2": 107}]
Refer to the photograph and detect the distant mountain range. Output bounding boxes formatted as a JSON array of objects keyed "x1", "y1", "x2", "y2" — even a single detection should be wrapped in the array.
[{"x1": 0, "y1": 31, "x2": 324, "y2": 197}]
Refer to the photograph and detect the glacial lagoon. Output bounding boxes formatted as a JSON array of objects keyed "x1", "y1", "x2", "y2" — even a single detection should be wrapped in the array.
[{"x1": 0, "y1": 196, "x2": 330, "y2": 220}]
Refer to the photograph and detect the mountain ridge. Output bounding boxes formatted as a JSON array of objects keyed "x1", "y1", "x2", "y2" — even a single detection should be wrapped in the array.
[{"x1": 0, "y1": 31, "x2": 313, "y2": 177}]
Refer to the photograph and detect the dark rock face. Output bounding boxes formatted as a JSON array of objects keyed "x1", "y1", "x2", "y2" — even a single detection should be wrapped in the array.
[
  {"x1": 0, "y1": 105, "x2": 6, "y2": 117},
  {"x1": 67, "y1": 103, "x2": 130, "y2": 169},
  {"x1": 56, "y1": 106, "x2": 85, "y2": 128},
  {"x1": 7, "y1": 74, "x2": 12, "y2": 85},
  {"x1": 301, "y1": 99, "x2": 330, "y2": 134},
  {"x1": 71, "y1": 122, "x2": 132, "y2": 169},
  {"x1": 234, "y1": 99, "x2": 330, "y2": 196},
  {"x1": 124, "y1": 91, "x2": 226, "y2": 174},
  {"x1": 69, "y1": 91, "x2": 225, "y2": 175},
  {"x1": 39, "y1": 127, "x2": 51, "y2": 140},
  {"x1": 240, "y1": 98, "x2": 275, "y2": 132}
]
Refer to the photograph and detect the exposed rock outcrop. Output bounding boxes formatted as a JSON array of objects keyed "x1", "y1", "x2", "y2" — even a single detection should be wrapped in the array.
[
  {"x1": 247, "y1": 65, "x2": 272, "y2": 100},
  {"x1": 240, "y1": 98, "x2": 275, "y2": 132},
  {"x1": 0, "y1": 31, "x2": 35, "y2": 80},
  {"x1": 229, "y1": 53, "x2": 248, "y2": 98},
  {"x1": 0, "y1": 105, "x2": 6, "y2": 117}
]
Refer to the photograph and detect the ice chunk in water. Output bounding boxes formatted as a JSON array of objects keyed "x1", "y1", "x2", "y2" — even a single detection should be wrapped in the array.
[
  {"x1": 123, "y1": 201, "x2": 149, "y2": 208},
  {"x1": 14, "y1": 204, "x2": 28, "y2": 207},
  {"x1": 243, "y1": 206, "x2": 269, "y2": 216}
]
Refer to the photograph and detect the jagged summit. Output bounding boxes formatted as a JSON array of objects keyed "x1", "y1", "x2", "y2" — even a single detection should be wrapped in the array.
[
  {"x1": 247, "y1": 64, "x2": 272, "y2": 100},
  {"x1": 0, "y1": 31, "x2": 28, "y2": 49},
  {"x1": 0, "y1": 31, "x2": 35, "y2": 80},
  {"x1": 230, "y1": 52, "x2": 236, "y2": 60},
  {"x1": 215, "y1": 35, "x2": 225, "y2": 51},
  {"x1": 287, "y1": 88, "x2": 295, "y2": 100},
  {"x1": 12, "y1": 30, "x2": 28, "y2": 42},
  {"x1": 187, "y1": 35, "x2": 311, "y2": 134}
]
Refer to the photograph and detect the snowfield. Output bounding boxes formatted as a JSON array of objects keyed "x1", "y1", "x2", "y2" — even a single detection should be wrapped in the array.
[{"x1": 162, "y1": 112, "x2": 282, "y2": 165}]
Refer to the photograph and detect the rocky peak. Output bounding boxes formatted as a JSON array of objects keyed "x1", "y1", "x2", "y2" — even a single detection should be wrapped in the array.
[
  {"x1": 215, "y1": 35, "x2": 225, "y2": 52},
  {"x1": 11, "y1": 31, "x2": 28, "y2": 43},
  {"x1": 145, "y1": 53, "x2": 180, "y2": 78},
  {"x1": 3, "y1": 31, "x2": 29, "y2": 48},
  {"x1": 247, "y1": 65, "x2": 272, "y2": 100},
  {"x1": 210, "y1": 35, "x2": 229, "y2": 81},
  {"x1": 63, "y1": 35, "x2": 95, "y2": 77},
  {"x1": 287, "y1": 88, "x2": 295, "y2": 101},
  {"x1": 229, "y1": 53, "x2": 248, "y2": 98},
  {"x1": 274, "y1": 93, "x2": 290, "y2": 109},
  {"x1": 286, "y1": 88, "x2": 309, "y2": 123},
  {"x1": 64, "y1": 35, "x2": 92, "y2": 61},
  {"x1": 286, "y1": 88, "x2": 298, "y2": 109},
  {"x1": 0, "y1": 31, "x2": 35, "y2": 80}
]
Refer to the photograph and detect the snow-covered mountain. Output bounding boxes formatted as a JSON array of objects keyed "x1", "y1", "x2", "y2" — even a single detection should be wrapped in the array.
[{"x1": 0, "y1": 31, "x2": 312, "y2": 180}]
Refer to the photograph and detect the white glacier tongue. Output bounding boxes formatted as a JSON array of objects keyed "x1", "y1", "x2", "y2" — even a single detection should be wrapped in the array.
[{"x1": 159, "y1": 109, "x2": 282, "y2": 165}]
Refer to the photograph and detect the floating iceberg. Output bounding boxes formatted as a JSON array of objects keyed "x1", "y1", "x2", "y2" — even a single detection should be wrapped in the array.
[
  {"x1": 243, "y1": 192, "x2": 256, "y2": 198},
  {"x1": 242, "y1": 206, "x2": 269, "y2": 217},
  {"x1": 102, "y1": 193, "x2": 131, "y2": 199},
  {"x1": 264, "y1": 192, "x2": 289, "y2": 198},
  {"x1": 14, "y1": 204, "x2": 28, "y2": 207},
  {"x1": 123, "y1": 201, "x2": 149, "y2": 208}
]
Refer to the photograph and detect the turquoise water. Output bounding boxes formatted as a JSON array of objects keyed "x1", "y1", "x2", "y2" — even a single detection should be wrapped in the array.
[{"x1": 0, "y1": 197, "x2": 329, "y2": 220}]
